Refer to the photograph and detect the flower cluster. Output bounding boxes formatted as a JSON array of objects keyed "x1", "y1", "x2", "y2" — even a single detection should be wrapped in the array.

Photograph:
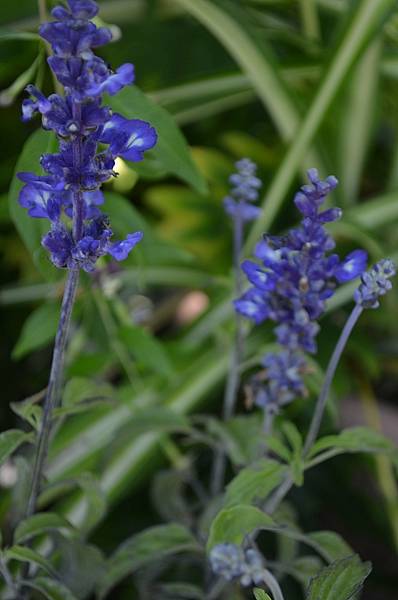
[
  {"x1": 235, "y1": 169, "x2": 367, "y2": 412},
  {"x1": 223, "y1": 158, "x2": 262, "y2": 222},
  {"x1": 209, "y1": 543, "x2": 264, "y2": 587},
  {"x1": 354, "y1": 259, "x2": 396, "y2": 308},
  {"x1": 18, "y1": 0, "x2": 157, "y2": 272}
]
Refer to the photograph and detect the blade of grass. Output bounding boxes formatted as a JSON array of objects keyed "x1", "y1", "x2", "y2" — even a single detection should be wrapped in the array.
[
  {"x1": 338, "y1": 39, "x2": 381, "y2": 204},
  {"x1": 172, "y1": 0, "x2": 303, "y2": 141},
  {"x1": 299, "y1": 0, "x2": 321, "y2": 40},
  {"x1": 246, "y1": 0, "x2": 397, "y2": 249}
]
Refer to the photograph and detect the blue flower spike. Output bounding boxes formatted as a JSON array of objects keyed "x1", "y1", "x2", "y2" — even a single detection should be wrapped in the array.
[{"x1": 18, "y1": 0, "x2": 157, "y2": 272}]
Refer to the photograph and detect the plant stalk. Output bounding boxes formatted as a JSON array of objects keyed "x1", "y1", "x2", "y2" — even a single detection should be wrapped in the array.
[
  {"x1": 262, "y1": 568, "x2": 285, "y2": 600},
  {"x1": 211, "y1": 211, "x2": 244, "y2": 495},
  {"x1": 25, "y1": 268, "x2": 79, "y2": 518},
  {"x1": 266, "y1": 303, "x2": 363, "y2": 513}
]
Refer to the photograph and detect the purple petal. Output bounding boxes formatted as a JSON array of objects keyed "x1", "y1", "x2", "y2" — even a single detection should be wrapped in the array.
[
  {"x1": 108, "y1": 231, "x2": 143, "y2": 261},
  {"x1": 335, "y1": 249, "x2": 368, "y2": 283}
]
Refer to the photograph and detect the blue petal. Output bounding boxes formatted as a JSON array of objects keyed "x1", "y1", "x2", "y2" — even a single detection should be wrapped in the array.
[
  {"x1": 108, "y1": 231, "x2": 143, "y2": 261},
  {"x1": 335, "y1": 249, "x2": 368, "y2": 283}
]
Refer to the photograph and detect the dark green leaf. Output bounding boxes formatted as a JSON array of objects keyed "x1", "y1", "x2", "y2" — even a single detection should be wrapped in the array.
[
  {"x1": 118, "y1": 324, "x2": 173, "y2": 377},
  {"x1": 224, "y1": 459, "x2": 286, "y2": 507},
  {"x1": 253, "y1": 590, "x2": 272, "y2": 600},
  {"x1": 306, "y1": 555, "x2": 371, "y2": 600},
  {"x1": 98, "y1": 523, "x2": 199, "y2": 598},
  {"x1": 0, "y1": 429, "x2": 33, "y2": 467},
  {"x1": 5, "y1": 545, "x2": 57, "y2": 578},
  {"x1": 107, "y1": 87, "x2": 207, "y2": 194},
  {"x1": 22, "y1": 576, "x2": 78, "y2": 600},
  {"x1": 308, "y1": 531, "x2": 353, "y2": 562},
  {"x1": 308, "y1": 426, "x2": 396, "y2": 459},
  {"x1": 207, "y1": 504, "x2": 274, "y2": 551},
  {"x1": 14, "y1": 513, "x2": 74, "y2": 544},
  {"x1": 12, "y1": 302, "x2": 60, "y2": 360}
]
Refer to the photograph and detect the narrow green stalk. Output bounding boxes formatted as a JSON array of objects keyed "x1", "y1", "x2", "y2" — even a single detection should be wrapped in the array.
[
  {"x1": 299, "y1": 0, "x2": 321, "y2": 40},
  {"x1": 262, "y1": 568, "x2": 285, "y2": 600},
  {"x1": 266, "y1": 303, "x2": 363, "y2": 513},
  {"x1": 25, "y1": 269, "x2": 79, "y2": 519},
  {"x1": 38, "y1": 0, "x2": 47, "y2": 22},
  {"x1": 211, "y1": 212, "x2": 244, "y2": 495}
]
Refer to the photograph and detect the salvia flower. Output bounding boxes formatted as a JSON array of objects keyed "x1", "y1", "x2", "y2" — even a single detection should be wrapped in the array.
[
  {"x1": 354, "y1": 259, "x2": 396, "y2": 309},
  {"x1": 235, "y1": 169, "x2": 367, "y2": 354},
  {"x1": 223, "y1": 158, "x2": 262, "y2": 222},
  {"x1": 209, "y1": 543, "x2": 264, "y2": 587},
  {"x1": 18, "y1": 0, "x2": 157, "y2": 272}
]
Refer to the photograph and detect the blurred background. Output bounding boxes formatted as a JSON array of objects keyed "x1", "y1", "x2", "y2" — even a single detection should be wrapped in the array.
[{"x1": 0, "y1": 0, "x2": 398, "y2": 598}]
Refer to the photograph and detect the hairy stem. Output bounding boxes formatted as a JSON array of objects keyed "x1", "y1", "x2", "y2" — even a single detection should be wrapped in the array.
[
  {"x1": 211, "y1": 212, "x2": 244, "y2": 495},
  {"x1": 25, "y1": 268, "x2": 79, "y2": 518},
  {"x1": 266, "y1": 303, "x2": 363, "y2": 514},
  {"x1": 262, "y1": 568, "x2": 285, "y2": 600},
  {"x1": 303, "y1": 302, "x2": 363, "y2": 455}
]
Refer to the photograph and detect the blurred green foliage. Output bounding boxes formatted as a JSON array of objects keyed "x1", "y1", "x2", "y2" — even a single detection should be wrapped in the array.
[{"x1": 1, "y1": 0, "x2": 398, "y2": 598}]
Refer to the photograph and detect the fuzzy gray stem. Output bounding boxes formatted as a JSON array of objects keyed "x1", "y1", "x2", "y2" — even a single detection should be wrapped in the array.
[
  {"x1": 25, "y1": 267, "x2": 79, "y2": 518},
  {"x1": 211, "y1": 211, "x2": 244, "y2": 495},
  {"x1": 265, "y1": 303, "x2": 363, "y2": 514},
  {"x1": 303, "y1": 302, "x2": 363, "y2": 455},
  {"x1": 262, "y1": 568, "x2": 285, "y2": 600}
]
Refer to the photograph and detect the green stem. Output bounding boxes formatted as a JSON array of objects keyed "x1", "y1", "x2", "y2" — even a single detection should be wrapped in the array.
[{"x1": 299, "y1": 0, "x2": 321, "y2": 40}]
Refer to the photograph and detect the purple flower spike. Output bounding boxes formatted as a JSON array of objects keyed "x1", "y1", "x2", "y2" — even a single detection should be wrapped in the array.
[
  {"x1": 235, "y1": 170, "x2": 367, "y2": 355},
  {"x1": 223, "y1": 158, "x2": 262, "y2": 223},
  {"x1": 17, "y1": 0, "x2": 155, "y2": 272}
]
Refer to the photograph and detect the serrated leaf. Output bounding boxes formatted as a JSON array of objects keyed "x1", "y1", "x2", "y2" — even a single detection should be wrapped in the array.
[
  {"x1": 308, "y1": 426, "x2": 396, "y2": 459},
  {"x1": 12, "y1": 302, "x2": 60, "y2": 360},
  {"x1": 224, "y1": 459, "x2": 286, "y2": 507},
  {"x1": 107, "y1": 87, "x2": 207, "y2": 194},
  {"x1": 0, "y1": 430, "x2": 33, "y2": 467},
  {"x1": 14, "y1": 512, "x2": 74, "y2": 544},
  {"x1": 22, "y1": 576, "x2": 78, "y2": 600},
  {"x1": 207, "y1": 504, "x2": 274, "y2": 551},
  {"x1": 308, "y1": 531, "x2": 353, "y2": 562},
  {"x1": 253, "y1": 590, "x2": 272, "y2": 600},
  {"x1": 306, "y1": 555, "x2": 371, "y2": 600},
  {"x1": 5, "y1": 545, "x2": 57, "y2": 578},
  {"x1": 98, "y1": 523, "x2": 199, "y2": 598},
  {"x1": 9, "y1": 129, "x2": 59, "y2": 280}
]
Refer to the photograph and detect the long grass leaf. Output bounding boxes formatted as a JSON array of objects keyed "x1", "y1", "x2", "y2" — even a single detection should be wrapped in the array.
[{"x1": 246, "y1": 0, "x2": 397, "y2": 248}]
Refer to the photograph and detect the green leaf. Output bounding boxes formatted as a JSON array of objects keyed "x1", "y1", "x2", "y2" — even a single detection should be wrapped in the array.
[
  {"x1": 107, "y1": 86, "x2": 207, "y2": 194},
  {"x1": 247, "y1": 0, "x2": 398, "y2": 246},
  {"x1": 128, "y1": 408, "x2": 191, "y2": 436},
  {"x1": 12, "y1": 301, "x2": 59, "y2": 360},
  {"x1": 308, "y1": 531, "x2": 353, "y2": 562},
  {"x1": 11, "y1": 394, "x2": 43, "y2": 430},
  {"x1": 54, "y1": 537, "x2": 105, "y2": 599},
  {"x1": 118, "y1": 324, "x2": 173, "y2": 377},
  {"x1": 306, "y1": 555, "x2": 371, "y2": 600},
  {"x1": 0, "y1": 30, "x2": 40, "y2": 42},
  {"x1": 338, "y1": 40, "x2": 381, "y2": 204},
  {"x1": 39, "y1": 474, "x2": 106, "y2": 533},
  {"x1": 5, "y1": 545, "x2": 57, "y2": 578},
  {"x1": 14, "y1": 512, "x2": 74, "y2": 544},
  {"x1": 0, "y1": 56, "x2": 40, "y2": 107},
  {"x1": 8, "y1": 129, "x2": 59, "y2": 280},
  {"x1": 173, "y1": 0, "x2": 299, "y2": 140},
  {"x1": 98, "y1": 524, "x2": 199, "y2": 598},
  {"x1": 253, "y1": 590, "x2": 272, "y2": 600},
  {"x1": 224, "y1": 459, "x2": 286, "y2": 507},
  {"x1": 308, "y1": 426, "x2": 396, "y2": 460},
  {"x1": 0, "y1": 430, "x2": 32, "y2": 467},
  {"x1": 22, "y1": 577, "x2": 78, "y2": 600},
  {"x1": 207, "y1": 504, "x2": 274, "y2": 551}
]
